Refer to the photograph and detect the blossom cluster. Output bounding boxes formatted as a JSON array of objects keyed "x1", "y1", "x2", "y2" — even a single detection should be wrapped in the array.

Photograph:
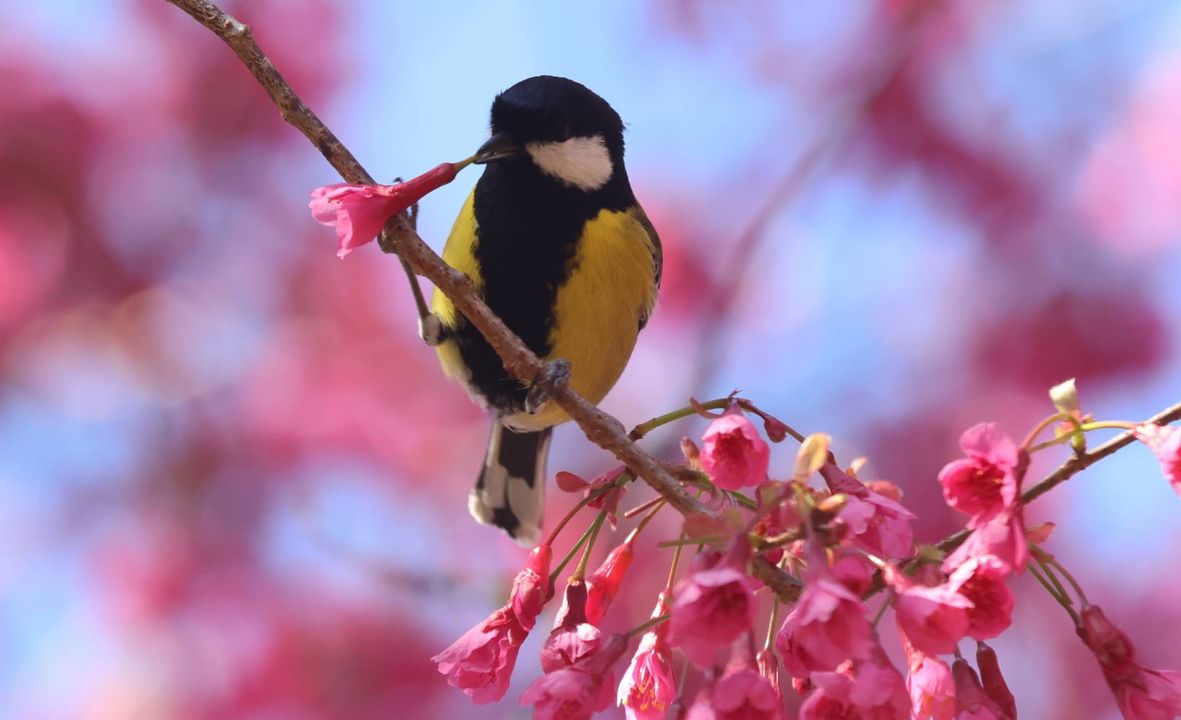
[{"x1": 433, "y1": 387, "x2": 1181, "y2": 719}]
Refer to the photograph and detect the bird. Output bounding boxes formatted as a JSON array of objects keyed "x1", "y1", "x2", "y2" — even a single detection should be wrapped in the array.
[{"x1": 428, "y1": 75, "x2": 662, "y2": 544}]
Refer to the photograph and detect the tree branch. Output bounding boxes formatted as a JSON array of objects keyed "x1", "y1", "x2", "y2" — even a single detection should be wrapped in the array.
[
  {"x1": 163, "y1": 0, "x2": 1175, "y2": 603},
  {"x1": 163, "y1": 0, "x2": 803, "y2": 598}
]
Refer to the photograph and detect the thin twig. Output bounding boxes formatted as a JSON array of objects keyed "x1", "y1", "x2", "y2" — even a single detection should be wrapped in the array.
[{"x1": 163, "y1": 0, "x2": 802, "y2": 599}]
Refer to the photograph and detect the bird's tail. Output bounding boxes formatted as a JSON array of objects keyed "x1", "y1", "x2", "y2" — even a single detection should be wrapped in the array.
[{"x1": 468, "y1": 421, "x2": 552, "y2": 545}]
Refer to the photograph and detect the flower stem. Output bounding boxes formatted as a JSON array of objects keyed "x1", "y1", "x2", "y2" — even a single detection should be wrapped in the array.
[
  {"x1": 1033, "y1": 547, "x2": 1090, "y2": 606},
  {"x1": 627, "y1": 613, "x2": 671, "y2": 638},
  {"x1": 738, "y1": 399, "x2": 807, "y2": 442},
  {"x1": 727, "y1": 490, "x2": 759, "y2": 510},
  {"x1": 764, "y1": 597, "x2": 781, "y2": 651},
  {"x1": 665, "y1": 533, "x2": 687, "y2": 593},
  {"x1": 545, "y1": 480, "x2": 621, "y2": 546},
  {"x1": 550, "y1": 519, "x2": 599, "y2": 584},
  {"x1": 626, "y1": 499, "x2": 667, "y2": 545},
  {"x1": 1028, "y1": 421, "x2": 1138, "y2": 454},
  {"x1": 629, "y1": 397, "x2": 734, "y2": 440},
  {"x1": 622, "y1": 495, "x2": 665, "y2": 520},
  {"x1": 658, "y1": 535, "x2": 727, "y2": 548},
  {"x1": 1027, "y1": 560, "x2": 1079, "y2": 623},
  {"x1": 1022, "y1": 413, "x2": 1068, "y2": 451},
  {"x1": 571, "y1": 511, "x2": 608, "y2": 581}
]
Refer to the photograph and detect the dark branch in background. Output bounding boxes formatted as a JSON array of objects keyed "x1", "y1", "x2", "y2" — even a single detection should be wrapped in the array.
[
  {"x1": 164, "y1": 0, "x2": 1177, "y2": 604},
  {"x1": 683, "y1": 3, "x2": 941, "y2": 397}
]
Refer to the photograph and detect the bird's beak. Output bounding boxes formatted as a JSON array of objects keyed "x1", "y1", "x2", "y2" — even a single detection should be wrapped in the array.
[{"x1": 473, "y1": 133, "x2": 523, "y2": 164}]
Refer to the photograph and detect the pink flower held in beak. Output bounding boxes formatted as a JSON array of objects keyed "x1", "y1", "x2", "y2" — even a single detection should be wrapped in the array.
[{"x1": 309, "y1": 161, "x2": 461, "y2": 258}]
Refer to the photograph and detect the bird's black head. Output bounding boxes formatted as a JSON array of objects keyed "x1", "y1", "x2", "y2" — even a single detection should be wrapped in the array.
[{"x1": 473, "y1": 76, "x2": 627, "y2": 194}]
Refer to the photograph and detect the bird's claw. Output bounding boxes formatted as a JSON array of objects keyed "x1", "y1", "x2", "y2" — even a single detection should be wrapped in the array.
[
  {"x1": 419, "y1": 314, "x2": 448, "y2": 347},
  {"x1": 526, "y1": 358, "x2": 571, "y2": 414}
]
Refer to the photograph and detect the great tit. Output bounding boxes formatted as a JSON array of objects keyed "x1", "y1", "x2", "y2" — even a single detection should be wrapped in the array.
[{"x1": 430, "y1": 76, "x2": 662, "y2": 544}]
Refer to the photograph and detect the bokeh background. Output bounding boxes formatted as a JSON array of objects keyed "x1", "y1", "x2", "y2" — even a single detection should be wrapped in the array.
[{"x1": 2, "y1": 1, "x2": 1180, "y2": 718}]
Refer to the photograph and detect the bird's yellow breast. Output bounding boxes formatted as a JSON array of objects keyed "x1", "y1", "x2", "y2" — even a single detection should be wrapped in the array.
[
  {"x1": 512, "y1": 206, "x2": 658, "y2": 429},
  {"x1": 432, "y1": 191, "x2": 658, "y2": 431}
]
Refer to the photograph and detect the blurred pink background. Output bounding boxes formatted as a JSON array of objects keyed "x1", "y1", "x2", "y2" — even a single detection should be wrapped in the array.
[{"x1": 2, "y1": 1, "x2": 1179, "y2": 718}]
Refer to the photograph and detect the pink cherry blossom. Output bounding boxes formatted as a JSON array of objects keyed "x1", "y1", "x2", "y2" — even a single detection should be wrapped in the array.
[
  {"x1": 685, "y1": 639, "x2": 784, "y2": 720},
  {"x1": 541, "y1": 580, "x2": 609, "y2": 672},
  {"x1": 776, "y1": 576, "x2": 874, "y2": 676},
  {"x1": 431, "y1": 605, "x2": 527, "y2": 704},
  {"x1": 822, "y1": 465, "x2": 916, "y2": 560},
  {"x1": 948, "y1": 556, "x2": 1014, "y2": 641},
  {"x1": 700, "y1": 411, "x2": 771, "y2": 490},
  {"x1": 1135, "y1": 423, "x2": 1181, "y2": 496},
  {"x1": 308, "y1": 162, "x2": 459, "y2": 258},
  {"x1": 682, "y1": 689, "x2": 716, "y2": 719},
  {"x1": 952, "y1": 658, "x2": 1009, "y2": 720},
  {"x1": 512, "y1": 545, "x2": 555, "y2": 632},
  {"x1": 905, "y1": 646, "x2": 955, "y2": 720},
  {"x1": 617, "y1": 595, "x2": 676, "y2": 720},
  {"x1": 887, "y1": 567, "x2": 972, "y2": 656},
  {"x1": 586, "y1": 541, "x2": 634, "y2": 625},
  {"x1": 975, "y1": 644, "x2": 1016, "y2": 720},
  {"x1": 525, "y1": 596, "x2": 628, "y2": 720},
  {"x1": 711, "y1": 663, "x2": 784, "y2": 720},
  {"x1": 938, "y1": 423, "x2": 1022, "y2": 527},
  {"x1": 432, "y1": 544, "x2": 553, "y2": 703},
  {"x1": 757, "y1": 648, "x2": 783, "y2": 710},
  {"x1": 1077, "y1": 605, "x2": 1181, "y2": 719},
  {"x1": 801, "y1": 648, "x2": 910, "y2": 720},
  {"x1": 668, "y1": 537, "x2": 759, "y2": 668},
  {"x1": 521, "y1": 666, "x2": 619, "y2": 720},
  {"x1": 942, "y1": 509, "x2": 1028, "y2": 575},
  {"x1": 1119, "y1": 670, "x2": 1181, "y2": 720},
  {"x1": 830, "y1": 553, "x2": 873, "y2": 596}
]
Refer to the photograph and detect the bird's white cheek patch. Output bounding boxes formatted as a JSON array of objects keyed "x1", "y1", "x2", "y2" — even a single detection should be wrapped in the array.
[{"x1": 525, "y1": 135, "x2": 613, "y2": 191}]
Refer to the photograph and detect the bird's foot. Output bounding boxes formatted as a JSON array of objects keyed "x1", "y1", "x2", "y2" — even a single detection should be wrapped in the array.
[
  {"x1": 526, "y1": 358, "x2": 571, "y2": 414},
  {"x1": 418, "y1": 313, "x2": 449, "y2": 346}
]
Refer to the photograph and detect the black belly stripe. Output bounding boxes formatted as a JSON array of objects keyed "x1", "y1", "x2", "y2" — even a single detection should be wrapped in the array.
[
  {"x1": 452, "y1": 158, "x2": 639, "y2": 415},
  {"x1": 454, "y1": 163, "x2": 589, "y2": 412}
]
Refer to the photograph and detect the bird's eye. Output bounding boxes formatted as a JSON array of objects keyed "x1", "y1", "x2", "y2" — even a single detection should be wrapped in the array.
[{"x1": 555, "y1": 122, "x2": 573, "y2": 141}]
